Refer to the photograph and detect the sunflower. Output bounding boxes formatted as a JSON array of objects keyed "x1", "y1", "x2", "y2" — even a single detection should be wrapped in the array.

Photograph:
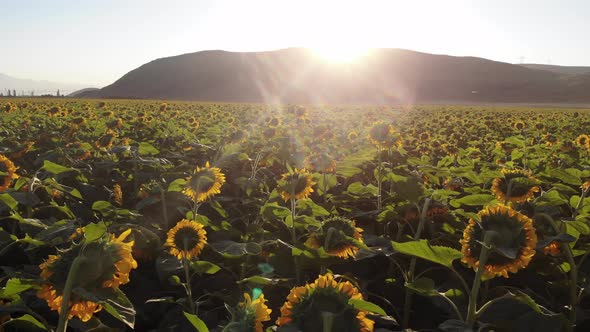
[
  {"x1": 513, "y1": 121, "x2": 525, "y2": 130},
  {"x1": 0, "y1": 154, "x2": 19, "y2": 191},
  {"x1": 305, "y1": 217, "x2": 364, "y2": 259},
  {"x1": 102, "y1": 229, "x2": 138, "y2": 288},
  {"x1": 166, "y1": 219, "x2": 207, "y2": 260},
  {"x1": 113, "y1": 184, "x2": 123, "y2": 206},
  {"x1": 543, "y1": 241, "x2": 561, "y2": 256},
  {"x1": 575, "y1": 134, "x2": 590, "y2": 149},
  {"x1": 491, "y1": 169, "x2": 540, "y2": 204},
  {"x1": 305, "y1": 153, "x2": 336, "y2": 173},
  {"x1": 368, "y1": 121, "x2": 394, "y2": 146},
  {"x1": 183, "y1": 162, "x2": 226, "y2": 202},
  {"x1": 582, "y1": 180, "x2": 590, "y2": 192},
  {"x1": 277, "y1": 168, "x2": 316, "y2": 202},
  {"x1": 276, "y1": 273, "x2": 374, "y2": 332},
  {"x1": 417, "y1": 132, "x2": 430, "y2": 142},
  {"x1": 227, "y1": 292, "x2": 272, "y2": 332},
  {"x1": 460, "y1": 205, "x2": 537, "y2": 279},
  {"x1": 347, "y1": 131, "x2": 359, "y2": 141},
  {"x1": 37, "y1": 229, "x2": 137, "y2": 322}
]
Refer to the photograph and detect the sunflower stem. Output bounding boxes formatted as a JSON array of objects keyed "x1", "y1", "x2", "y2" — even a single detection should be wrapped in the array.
[
  {"x1": 402, "y1": 198, "x2": 431, "y2": 329},
  {"x1": 183, "y1": 240, "x2": 196, "y2": 315},
  {"x1": 321, "y1": 312, "x2": 335, "y2": 332},
  {"x1": 377, "y1": 143, "x2": 383, "y2": 210},
  {"x1": 466, "y1": 231, "x2": 493, "y2": 329},
  {"x1": 56, "y1": 255, "x2": 84, "y2": 332},
  {"x1": 290, "y1": 198, "x2": 301, "y2": 283},
  {"x1": 573, "y1": 186, "x2": 588, "y2": 219},
  {"x1": 542, "y1": 214, "x2": 577, "y2": 331},
  {"x1": 160, "y1": 185, "x2": 169, "y2": 227}
]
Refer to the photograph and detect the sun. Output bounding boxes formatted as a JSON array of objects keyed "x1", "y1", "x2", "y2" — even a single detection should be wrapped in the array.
[{"x1": 311, "y1": 45, "x2": 372, "y2": 63}]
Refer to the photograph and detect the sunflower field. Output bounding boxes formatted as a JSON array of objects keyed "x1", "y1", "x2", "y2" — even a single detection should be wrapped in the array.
[{"x1": 1, "y1": 98, "x2": 590, "y2": 332}]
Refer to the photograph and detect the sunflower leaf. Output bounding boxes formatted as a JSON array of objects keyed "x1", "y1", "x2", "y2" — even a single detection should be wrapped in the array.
[
  {"x1": 348, "y1": 299, "x2": 386, "y2": 316},
  {"x1": 183, "y1": 312, "x2": 209, "y2": 332},
  {"x1": 392, "y1": 240, "x2": 462, "y2": 268}
]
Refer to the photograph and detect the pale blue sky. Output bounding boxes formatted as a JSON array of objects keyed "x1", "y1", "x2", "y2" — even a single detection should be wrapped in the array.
[{"x1": 1, "y1": 0, "x2": 589, "y2": 87}]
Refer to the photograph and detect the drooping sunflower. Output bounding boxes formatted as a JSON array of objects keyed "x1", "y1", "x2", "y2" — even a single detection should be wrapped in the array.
[
  {"x1": 575, "y1": 134, "x2": 590, "y2": 149},
  {"x1": 37, "y1": 229, "x2": 137, "y2": 322},
  {"x1": 276, "y1": 273, "x2": 374, "y2": 332},
  {"x1": 460, "y1": 205, "x2": 537, "y2": 279},
  {"x1": 513, "y1": 121, "x2": 525, "y2": 130},
  {"x1": 277, "y1": 168, "x2": 316, "y2": 202},
  {"x1": 305, "y1": 153, "x2": 336, "y2": 173},
  {"x1": 582, "y1": 180, "x2": 590, "y2": 192},
  {"x1": 113, "y1": 184, "x2": 123, "y2": 206},
  {"x1": 543, "y1": 241, "x2": 561, "y2": 257},
  {"x1": 0, "y1": 154, "x2": 19, "y2": 192},
  {"x1": 491, "y1": 169, "x2": 540, "y2": 204},
  {"x1": 166, "y1": 219, "x2": 207, "y2": 260},
  {"x1": 368, "y1": 121, "x2": 394, "y2": 146},
  {"x1": 183, "y1": 161, "x2": 226, "y2": 203},
  {"x1": 226, "y1": 292, "x2": 272, "y2": 332},
  {"x1": 305, "y1": 217, "x2": 364, "y2": 259},
  {"x1": 347, "y1": 130, "x2": 359, "y2": 141}
]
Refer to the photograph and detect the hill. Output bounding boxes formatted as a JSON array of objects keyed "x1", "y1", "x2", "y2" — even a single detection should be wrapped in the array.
[
  {"x1": 519, "y1": 64, "x2": 590, "y2": 76},
  {"x1": 0, "y1": 73, "x2": 89, "y2": 96},
  {"x1": 84, "y1": 48, "x2": 590, "y2": 103},
  {"x1": 68, "y1": 87, "x2": 100, "y2": 97}
]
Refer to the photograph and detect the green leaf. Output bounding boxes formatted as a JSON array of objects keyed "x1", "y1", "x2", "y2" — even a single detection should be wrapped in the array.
[
  {"x1": 190, "y1": 261, "x2": 221, "y2": 275},
  {"x1": 100, "y1": 288, "x2": 136, "y2": 329},
  {"x1": 346, "y1": 182, "x2": 378, "y2": 197},
  {"x1": 183, "y1": 312, "x2": 209, "y2": 332},
  {"x1": 548, "y1": 169, "x2": 581, "y2": 185},
  {"x1": 138, "y1": 142, "x2": 160, "y2": 155},
  {"x1": 392, "y1": 240, "x2": 462, "y2": 268},
  {"x1": 5, "y1": 314, "x2": 45, "y2": 329},
  {"x1": 42, "y1": 160, "x2": 77, "y2": 175},
  {"x1": 167, "y1": 178, "x2": 187, "y2": 192},
  {"x1": 405, "y1": 278, "x2": 438, "y2": 296},
  {"x1": 2, "y1": 278, "x2": 35, "y2": 296},
  {"x1": 92, "y1": 200, "x2": 114, "y2": 212},
  {"x1": 83, "y1": 222, "x2": 107, "y2": 242},
  {"x1": 348, "y1": 299, "x2": 386, "y2": 316},
  {"x1": 0, "y1": 193, "x2": 18, "y2": 210},
  {"x1": 237, "y1": 276, "x2": 289, "y2": 285},
  {"x1": 449, "y1": 194, "x2": 495, "y2": 208}
]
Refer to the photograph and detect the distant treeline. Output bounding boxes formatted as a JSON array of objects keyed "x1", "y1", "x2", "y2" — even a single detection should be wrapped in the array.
[{"x1": 1, "y1": 89, "x2": 64, "y2": 97}]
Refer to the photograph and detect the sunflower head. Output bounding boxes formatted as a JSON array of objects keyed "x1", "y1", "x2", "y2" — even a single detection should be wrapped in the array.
[
  {"x1": 277, "y1": 168, "x2": 316, "y2": 202},
  {"x1": 226, "y1": 292, "x2": 272, "y2": 332},
  {"x1": 183, "y1": 162, "x2": 226, "y2": 203},
  {"x1": 276, "y1": 273, "x2": 374, "y2": 332},
  {"x1": 305, "y1": 217, "x2": 364, "y2": 259},
  {"x1": 491, "y1": 169, "x2": 540, "y2": 204},
  {"x1": 513, "y1": 121, "x2": 525, "y2": 130},
  {"x1": 460, "y1": 205, "x2": 537, "y2": 279},
  {"x1": 166, "y1": 219, "x2": 208, "y2": 260},
  {"x1": 305, "y1": 153, "x2": 336, "y2": 173},
  {"x1": 37, "y1": 228, "x2": 137, "y2": 322},
  {"x1": 0, "y1": 154, "x2": 19, "y2": 191},
  {"x1": 575, "y1": 134, "x2": 590, "y2": 149},
  {"x1": 368, "y1": 121, "x2": 394, "y2": 146}
]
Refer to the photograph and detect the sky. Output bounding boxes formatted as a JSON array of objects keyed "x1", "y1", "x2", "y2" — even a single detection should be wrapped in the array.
[{"x1": 1, "y1": 0, "x2": 589, "y2": 87}]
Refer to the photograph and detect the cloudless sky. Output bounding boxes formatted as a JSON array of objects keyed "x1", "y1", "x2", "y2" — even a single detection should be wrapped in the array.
[{"x1": 1, "y1": 0, "x2": 589, "y2": 87}]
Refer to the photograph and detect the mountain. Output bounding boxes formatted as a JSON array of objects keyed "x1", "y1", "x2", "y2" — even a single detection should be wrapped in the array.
[
  {"x1": 83, "y1": 48, "x2": 590, "y2": 103},
  {"x1": 68, "y1": 87, "x2": 100, "y2": 97},
  {"x1": 520, "y1": 64, "x2": 590, "y2": 76},
  {"x1": 0, "y1": 73, "x2": 90, "y2": 96}
]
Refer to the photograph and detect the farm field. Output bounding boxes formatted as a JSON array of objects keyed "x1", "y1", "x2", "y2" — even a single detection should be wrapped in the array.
[{"x1": 1, "y1": 98, "x2": 590, "y2": 331}]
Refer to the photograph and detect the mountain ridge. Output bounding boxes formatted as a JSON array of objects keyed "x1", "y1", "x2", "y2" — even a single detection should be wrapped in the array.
[{"x1": 80, "y1": 48, "x2": 590, "y2": 103}]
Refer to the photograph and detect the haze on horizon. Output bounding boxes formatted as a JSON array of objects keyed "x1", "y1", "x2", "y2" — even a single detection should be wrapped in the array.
[{"x1": 2, "y1": 0, "x2": 589, "y2": 88}]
